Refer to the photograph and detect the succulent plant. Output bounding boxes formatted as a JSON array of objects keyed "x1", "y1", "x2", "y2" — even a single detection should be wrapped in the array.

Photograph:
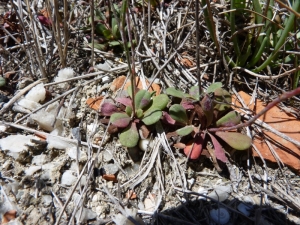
[
  {"x1": 102, "y1": 87, "x2": 169, "y2": 147},
  {"x1": 165, "y1": 82, "x2": 252, "y2": 163}
]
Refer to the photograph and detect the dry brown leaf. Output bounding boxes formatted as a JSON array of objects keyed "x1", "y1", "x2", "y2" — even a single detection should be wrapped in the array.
[{"x1": 234, "y1": 91, "x2": 300, "y2": 174}]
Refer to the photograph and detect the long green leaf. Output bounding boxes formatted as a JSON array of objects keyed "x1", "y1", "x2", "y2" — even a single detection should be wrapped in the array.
[{"x1": 253, "y1": 0, "x2": 300, "y2": 72}]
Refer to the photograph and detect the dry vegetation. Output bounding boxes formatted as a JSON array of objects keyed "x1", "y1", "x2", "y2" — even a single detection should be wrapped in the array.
[{"x1": 0, "y1": 0, "x2": 300, "y2": 224}]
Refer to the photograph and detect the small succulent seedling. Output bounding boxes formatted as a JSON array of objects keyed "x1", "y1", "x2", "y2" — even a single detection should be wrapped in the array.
[
  {"x1": 165, "y1": 82, "x2": 252, "y2": 163},
  {"x1": 101, "y1": 86, "x2": 169, "y2": 147}
]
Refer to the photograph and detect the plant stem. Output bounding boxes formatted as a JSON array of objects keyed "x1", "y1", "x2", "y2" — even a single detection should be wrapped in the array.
[
  {"x1": 196, "y1": 0, "x2": 201, "y2": 94},
  {"x1": 208, "y1": 86, "x2": 300, "y2": 133}
]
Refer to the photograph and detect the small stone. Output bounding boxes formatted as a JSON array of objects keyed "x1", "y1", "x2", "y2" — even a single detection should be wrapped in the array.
[
  {"x1": 102, "y1": 150, "x2": 113, "y2": 162},
  {"x1": 25, "y1": 166, "x2": 42, "y2": 176},
  {"x1": 32, "y1": 155, "x2": 50, "y2": 166},
  {"x1": 61, "y1": 170, "x2": 77, "y2": 186},
  {"x1": 42, "y1": 195, "x2": 53, "y2": 207},
  {"x1": 103, "y1": 163, "x2": 119, "y2": 175},
  {"x1": 75, "y1": 208, "x2": 97, "y2": 223}
]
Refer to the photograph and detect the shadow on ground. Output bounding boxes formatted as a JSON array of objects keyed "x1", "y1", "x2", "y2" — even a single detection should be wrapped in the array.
[{"x1": 150, "y1": 196, "x2": 300, "y2": 225}]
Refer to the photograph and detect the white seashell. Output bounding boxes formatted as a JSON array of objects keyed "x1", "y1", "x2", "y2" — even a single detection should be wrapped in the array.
[
  {"x1": 237, "y1": 203, "x2": 253, "y2": 216},
  {"x1": 210, "y1": 208, "x2": 230, "y2": 224}
]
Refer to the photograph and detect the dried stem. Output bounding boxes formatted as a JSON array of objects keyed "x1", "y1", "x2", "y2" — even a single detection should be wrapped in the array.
[{"x1": 208, "y1": 87, "x2": 300, "y2": 138}]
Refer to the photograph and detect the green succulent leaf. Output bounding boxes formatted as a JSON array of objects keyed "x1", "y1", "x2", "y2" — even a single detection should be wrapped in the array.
[
  {"x1": 215, "y1": 132, "x2": 252, "y2": 150},
  {"x1": 214, "y1": 88, "x2": 231, "y2": 112},
  {"x1": 125, "y1": 106, "x2": 132, "y2": 117},
  {"x1": 135, "y1": 90, "x2": 151, "y2": 110},
  {"x1": 110, "y1": 113, "x2": 131, "y2": 128},
  {"x1": 166, "y1": 87, "x2": 186, "y2": 98},
  {"x1": 189, "y1": 86, "x2": 200, "y2": 100},
  {"x1": 136, "y1": 108, "x2": 144, "y2": 118},
  {"x1": 145, "y1": 94, "x2": 169, "y2": 113},
  {"x1": 176, "y1": 125, "x2": 194, "y2": 136},
  {"x1": 216, "y1": 111, "x2": 241, "y2": 127},
  {"x1": 127, "y1": 85, "x2": 133, "y2": 98},
  {"x1": 142, "y1": 109, "x2": 162, "y2": 125},
  {"x1": 119, "y1": 122, "x2": 139, "y2": 147},
  {"x1": 206, "y1": 82, "x2": 223, "y2": 93},
  {"x1": 169, "y1": 104, "x2": 188, "y2": 124},
  {"x1": 95, "y1": 24, "x2": 113, "y2": 40},
  {"x1": 109, "y1": 41, "x2": 121, "y2": 47}
]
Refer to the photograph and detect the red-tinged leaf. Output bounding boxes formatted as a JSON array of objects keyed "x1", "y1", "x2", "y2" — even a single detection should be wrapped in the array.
[
  {"x1": 181, "y1": 100, "x2": 195, "y2": 110},
  {"x1": 215, "y1": 132, "x2": 252, "y2": 150},
  {"x1": 162, "y1": 111, "x2": 176, "y2": 125},
  {"x1": 135, "y1": 90, "x2": 151, "y2": 110},
  {"x1": 184, "y1": 133, "x2": 204, "y2": 159},
  {"x1": 201, "y1": 94, "x2": 214, "y2": 112},
  {"x1": 216, "y1": 111, "x2": 241, "y2": 127},
  {"x1": 110, "y1": 113, "x2": 131, "y2": 128},
  {"x1": 116, "y1": 97, "x2": 132, "y2": 107},
  {"x1": 38, "y1": 15, "x2": 52, "y2": 26},
  {"x1": 208, "y1": 133, "x2": 227, "y2": 162},
  {"x1": 100, "y1": 100, "x2": 118, "y2": 116}
]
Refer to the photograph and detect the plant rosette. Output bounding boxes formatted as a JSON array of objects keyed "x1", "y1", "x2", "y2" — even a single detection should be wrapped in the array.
[
  {"x1": 105, "y1": 87, "x2": 169, "y2": 147},
  {"x1": 165, "y1": 82, "x2": 252, "y2": 164}
]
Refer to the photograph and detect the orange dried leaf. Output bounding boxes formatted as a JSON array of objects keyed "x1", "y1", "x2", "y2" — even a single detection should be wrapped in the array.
[
  {"x1": 124, "y1": 77, "x2": 161, "y2": 94},
  {"x1": 110, "y1": 75, "x2": 126, "y2": 92},
  {"x1": 86, "y1": 96, "x2": 104, "y2": 111}
]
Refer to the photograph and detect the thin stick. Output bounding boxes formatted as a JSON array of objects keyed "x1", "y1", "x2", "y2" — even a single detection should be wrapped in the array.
[
  {"x1": 195, "y1": 0, "x2": 201, "y2": 93},
  {"x1": 208, "y1": 86, "x2": 300, "y2": 144}
]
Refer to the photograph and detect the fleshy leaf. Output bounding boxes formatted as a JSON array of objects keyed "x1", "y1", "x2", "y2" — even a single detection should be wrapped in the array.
[
  {"x1": 214, "y1": 88, "x2": 231, "y2": 112},
  {"x1": 169, "y1": 104, "x2": 188, "y2": 124},
  {"x1": 125, "y1": 106, "x2": 132, "y2": 116},
  {"x1": 215, "y1": 132, "x2": 252, "y2": 150},
  {"x1": 162, "y1": 111, "x2": 176, "y2": 125},
  {"x1": 166, "y1": 87, "x2": 186, "y2": 98},
  {"x1": 201, "y1": 94, "x2": 214, "y2": 112},
  {"x1": 151, "y1": 94, "x2": 169, "y2": 110},
  {"x1": 206, "y1": 82, "x2": 222, "y2": 93},
  {"x1": 216, "y1": 111, "x2": 241, "y2": 127},
  {"x1": 184, "y1": 133, "x2": 204, "y2": 159},
  {"x1": 127, "y1": 85, "x2": 134, "y2": 98},
  {"x1": 201, "y1": 94, "x2": 214, "y2": 127},
  {"x1": 119, "y1": 122, "x2": 139, "y2": 147},
  {"x1": 208, "y1": 133, "x2": 227, "y2": 162},
  {"x1": 136, "y1": 108, "x2": 144, "y2": 118},
  {"x1": 100, "y1": 100, "x2": 118, "y2": 116},
  {"x1": 116, "y1": 97, "x2": 132, "y2": 107},
  {"x1": 110, "y1": 113, "x2": 131, "y2": 128},
  {"x1": 142, "y1": 109, "x2": 162, "y2": 125},
  {"x1": 176, "y1": 125, "x2": 194, "y2": 136},
  {"x1": 181, "y1": 100, "x2": 195, "y2": 110},
  {"x1": 135, "y1": 90, "x2": 151, "y2": 110},
  {"x1": 189, "y1": 86, "x2": 200, "y2": 100}
]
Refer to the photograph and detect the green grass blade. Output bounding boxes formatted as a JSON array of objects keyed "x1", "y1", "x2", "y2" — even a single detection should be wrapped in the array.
[{"x1": 253, "y1": 0, "x2": 300, "y2": 73}]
